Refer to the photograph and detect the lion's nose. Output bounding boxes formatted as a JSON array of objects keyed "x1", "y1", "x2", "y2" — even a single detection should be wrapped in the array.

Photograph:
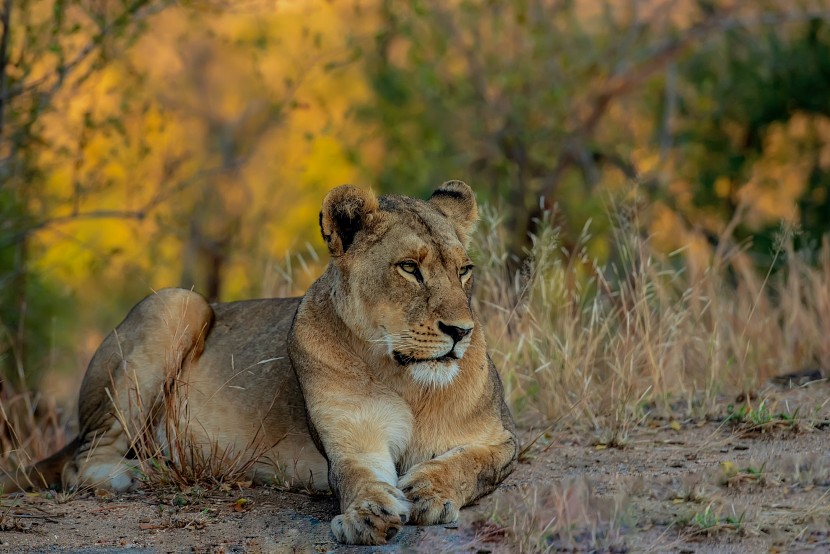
[{"x1": 438, "y1": 321, "x2": 473, "y2": 343}]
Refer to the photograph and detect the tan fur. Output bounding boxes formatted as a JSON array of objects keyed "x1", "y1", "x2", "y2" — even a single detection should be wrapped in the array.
[
  {"x1": 291, "y1": 181, "x2": 517, "y2": 544},
  {"x1": 2, "y1": 182, "x2": 518, "y2": 546}
]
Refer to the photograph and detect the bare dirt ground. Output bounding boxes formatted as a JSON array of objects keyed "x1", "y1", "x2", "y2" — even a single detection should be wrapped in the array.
[{"x1": 2, "y1": 381, "x2": 828, "y2": 553}]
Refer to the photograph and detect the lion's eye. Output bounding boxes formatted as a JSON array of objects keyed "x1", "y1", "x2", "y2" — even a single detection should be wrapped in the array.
[
  {"x1": 459, "y1": 265, "x2": 474, "y2": 279},
  {"x1": 397, "y1": 260, "x2": 423, "y2": 283},
  {"x1": 398, "y1": 261, "x2": 418, "y2": 274}
]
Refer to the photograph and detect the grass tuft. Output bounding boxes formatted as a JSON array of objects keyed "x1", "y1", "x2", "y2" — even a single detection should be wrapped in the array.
[
  {"x1": 487, "y1": 479, "x2": 629, "y2": 552},
  {"x1": 0, "y1": 381, "x2": 70, "y2": 492},
  {"x1": 474, "y1": 198, "x2": 830, "y2": 435}
]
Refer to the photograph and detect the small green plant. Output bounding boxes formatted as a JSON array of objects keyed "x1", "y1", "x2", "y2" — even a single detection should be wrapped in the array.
[
  {"x1": 719, "y1": 461, "x2": 772, "y2": 488},
  {"x1": 743, "y1": 464, "x2": 763, "y2": 479},
  {"x1": 691, "y1": 505, "x2": 719, "y2": 529},
  {"x1": 775, "y1": 406, "x2": 804, "y2": 428},
  {"x1": 750, "y1": 401, "x2": 773, "y2": 426},
  {"x1": 688, "y1": 504, "x2": 745, "y2": 536},
  {"x1": 724, "y1": 402, "x2": 750, "y2": 424},
  {"x1": 725, "y1": 400, "x2": 772, "y2": 426},
  {"x1": 725, "y1": 400, "x2": 807, "y2": 435}
]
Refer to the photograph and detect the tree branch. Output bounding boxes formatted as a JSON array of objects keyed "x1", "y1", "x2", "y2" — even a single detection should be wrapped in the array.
[
  {"x1": 0, "y1": 210, "x2": 146, "y2": 248},
  {"x1": 1, "y1": 0, "x2": 171, "y2": 105},
  {"x1": 0, "y1": 0, "x2": 12, "y2": 142},
  {"x1": 537, "y1": 8, "x2": 830, "y2": 205}
]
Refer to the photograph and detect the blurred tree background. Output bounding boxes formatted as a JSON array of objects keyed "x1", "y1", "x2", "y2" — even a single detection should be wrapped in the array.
[{"x1": 1, "y1": 0, "x2": 829, "y2": 394}]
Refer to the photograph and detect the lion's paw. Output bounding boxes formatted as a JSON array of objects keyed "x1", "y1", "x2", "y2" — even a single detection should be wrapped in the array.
[
  {"x1": 398, "y1": 468, "x2": 460, "y2": 525},
  {"x1": 330, "y1": 483, "x2": 410, "y2": 545},
  {"x1": 75, "y1": 460, "x2": 141, "y2": 492}
]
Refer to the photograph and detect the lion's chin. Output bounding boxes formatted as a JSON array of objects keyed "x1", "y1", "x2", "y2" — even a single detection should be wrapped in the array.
[{"x1": 408, "y1": 360, "x2": 460, "y2": 388}]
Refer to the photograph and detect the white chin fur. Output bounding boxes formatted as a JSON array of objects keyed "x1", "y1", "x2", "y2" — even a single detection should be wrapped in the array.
[{"x1": 409, "y1": 361, "x2": 459, "y2": 388}]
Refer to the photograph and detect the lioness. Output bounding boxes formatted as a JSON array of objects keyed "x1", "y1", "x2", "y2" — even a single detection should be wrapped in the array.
[{"x1": 3, "y1": 181, "x2": 518, "y2": 545}]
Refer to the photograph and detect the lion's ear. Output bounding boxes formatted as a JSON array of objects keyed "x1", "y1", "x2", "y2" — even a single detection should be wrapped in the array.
[
  {"x1": 320, "y1": 185, "x2": 379, "y2": 256},
  {"x1": 429, "y1": 180, "x2": 478, "y2": 246}
]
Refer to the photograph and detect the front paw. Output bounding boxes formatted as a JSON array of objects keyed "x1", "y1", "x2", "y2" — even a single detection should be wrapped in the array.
[
  {"x1": 398, "y1": 467, "x2": 460, "y2": 525},
  {"x1": 330, "y1": 483, "x2": 410, "y2": 545}
]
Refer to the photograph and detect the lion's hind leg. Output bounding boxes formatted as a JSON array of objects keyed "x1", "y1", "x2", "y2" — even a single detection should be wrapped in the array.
[{"x1": 69, "y1": 288, "x2": 214, "y2": 491}]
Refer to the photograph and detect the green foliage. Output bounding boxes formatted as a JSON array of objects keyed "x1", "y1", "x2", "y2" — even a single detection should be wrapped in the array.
[
  {"x1": 0, "y1": 188, "x2": 71, "y2": 386},
  {"x1": 676, "y1": 15, "x2": 830, "y2": 257},
  {"x1": 4, "y1": 0, "x2": 830, "y2": 392},
  {"x1": 356, "y1": 0, "x2": 830, "y2": 265},
  {"x1": 0, "y1": 0, "x2": 169, "y2": 386}
]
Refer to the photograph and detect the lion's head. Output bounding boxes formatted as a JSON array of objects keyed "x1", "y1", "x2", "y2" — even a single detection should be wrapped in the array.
[{"x1": 319, "y1": 180, "x2": 480, "y2": 387}]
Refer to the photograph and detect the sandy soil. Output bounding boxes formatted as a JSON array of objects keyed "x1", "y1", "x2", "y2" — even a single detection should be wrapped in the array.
[{"x1": 2, "y1": 381, "x2": 828, "y2": 553}]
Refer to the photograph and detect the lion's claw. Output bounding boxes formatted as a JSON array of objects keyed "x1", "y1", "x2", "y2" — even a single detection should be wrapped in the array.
[
  {"x1": 398, "y1": 470, "x2": 460, "y2": 525},
  {"x1": 330, "y1": 483, "x2": 410, "y2": 545}
]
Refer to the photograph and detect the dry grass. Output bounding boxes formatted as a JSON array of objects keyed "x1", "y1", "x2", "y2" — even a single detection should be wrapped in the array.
[
  {"x1": 489, "y1": 479, "x2": 629, "y2": 553},
  {"x1": 0, "y1": 383, "x2": 70, "y2": 492},
  {"x1": 474, "y1": 198, "x2": 830, "y2": 435},
  {"x1": 101, "y1": 311, "x2": 293, "y2": 494},
  {"x1": 124, "y1": 378, "x2": 272, "y2": 492},
  {"x1": 769, "y1": 452, "x2": 830, "y2": 488}
]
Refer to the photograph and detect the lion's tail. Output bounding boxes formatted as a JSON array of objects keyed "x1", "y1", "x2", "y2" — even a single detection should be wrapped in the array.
[{"x1": 1, "y1": 436, "x2": 80, "y2": 494}]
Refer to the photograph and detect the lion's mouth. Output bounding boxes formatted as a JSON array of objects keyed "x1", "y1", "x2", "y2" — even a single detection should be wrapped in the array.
[{"x1": 393, "y1": 350, "x2": 458, "y2": 366}]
